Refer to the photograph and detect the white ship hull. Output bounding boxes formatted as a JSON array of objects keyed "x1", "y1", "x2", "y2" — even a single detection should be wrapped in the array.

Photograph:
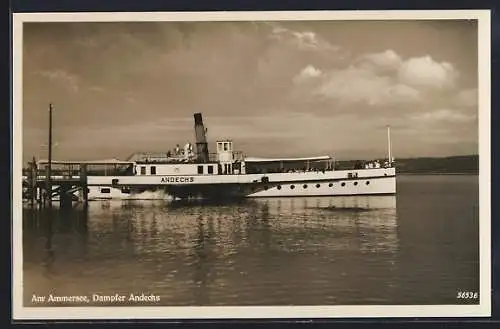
[
  {"x1": 82, "y1": 167, "x2": 396, "y2": 201},
  {"x1": 23, "y1": 164, "x2": 396, "y2": 202},
  {"x1": 247, "y1": 174, "x2": 395, "y2": 198}
]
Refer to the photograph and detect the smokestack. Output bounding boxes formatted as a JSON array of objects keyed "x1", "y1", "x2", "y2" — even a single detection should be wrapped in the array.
[{"x1": 194, "y1": 113, "x2": 209, "y2": 162}]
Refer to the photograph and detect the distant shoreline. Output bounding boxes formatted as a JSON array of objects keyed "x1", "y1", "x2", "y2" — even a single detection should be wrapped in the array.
[{"x1": 336, "y1": 155, "x2": 478, "y2": 176}]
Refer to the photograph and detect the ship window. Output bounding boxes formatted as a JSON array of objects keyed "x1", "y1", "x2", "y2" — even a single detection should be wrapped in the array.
[
  {"x1": 354, "y1": 181, "x2": 358, "y2": 186},
  {"x1": 366, "y1": 181, "x2": 370, "y2": 185},
  {"x1": 328, "y1": 183, "x2": 333, "y2": 187},
  {"x1": 101, "y1": 188, "x2": 110, "y2": 194},
  {"x1": 198, "y1": 165, "x2": 204, "y2": 174},
  {"x1": 341, "y1": 182, "x2": 346, "y2": 187},
  {"x1": 290, "y1": 185, "x2": 295, "y2": 189},
  {"x1": 140, "y1": 166, "x2": 146, "y2": 175},
  {"x1": 277, "y1": 185, "x2": 282, "y2": 190},
  {"x1": 224, "y1": 143, "x2": 228, "y2": 151},
  {"x1": 208, "y1": 165, "x2": 214, "y2": 174},
  {"x1": 150, "y1": 166, "x2": 156, "y2": 175},
  {"x1": 218, "y1": 143, "x2": 222, "y2": 152},
  {"x1": 316, "y1": 184, "x2": 320, "y2": 188},
  {"x1": 303, "y1": 184, "x2": 308, "y2": 189}
]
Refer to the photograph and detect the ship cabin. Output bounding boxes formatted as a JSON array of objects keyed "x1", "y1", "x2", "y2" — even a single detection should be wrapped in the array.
[
  {"x1": 244, "y1": 156, "x2": 335, "y2": 174},
  {"x1": 130, "y1": 152, "x2": 220, "y2": 177},
  {"x1": 131, "y1": 139, "x2": 246, "y2": 177},
  {"x1": 215, "y1": 139, "x2": 246, "y2": 175}
]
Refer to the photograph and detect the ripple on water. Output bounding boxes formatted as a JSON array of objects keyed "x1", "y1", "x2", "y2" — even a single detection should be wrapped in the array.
[{"x1": 22, "y1": 177, "x2": 479, "y2": 306}]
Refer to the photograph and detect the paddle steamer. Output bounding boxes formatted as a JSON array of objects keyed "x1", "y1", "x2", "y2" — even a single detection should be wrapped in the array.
[{"x1": 32, "y1": 113, "x2": 396, "y2": 200}]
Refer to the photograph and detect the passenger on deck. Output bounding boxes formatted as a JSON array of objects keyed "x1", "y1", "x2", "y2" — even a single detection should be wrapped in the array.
[
  {"x1": 188, "y1": 143, "x2": 193, "y2": 156},
  {"x1": 183, "y1": 143, "x2": 190, "y2": 160}
]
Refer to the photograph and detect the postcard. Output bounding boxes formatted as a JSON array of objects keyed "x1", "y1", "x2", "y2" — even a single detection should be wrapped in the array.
[{"x1": 12, "y1": 10, "x2": 491, "y2": 320}]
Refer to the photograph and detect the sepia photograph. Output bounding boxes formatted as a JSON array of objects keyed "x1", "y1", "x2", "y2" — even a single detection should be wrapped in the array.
[{"x1": 12, "y1": 10, "x2": 490, "y2": 319}]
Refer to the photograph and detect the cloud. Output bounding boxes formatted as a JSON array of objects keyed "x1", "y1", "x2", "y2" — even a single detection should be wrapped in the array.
[
  {"x1": 268, "y1": 23, "x2": 347, "y2": 58},
  {"x1": 410, "y1": 109, "x2": 476, "y2": 123},
  {"x1": 273, "y1": 28, "x2": 319, "y2": 49},
  {"x1": 22, "y1": 21, "x2": 478, "y2": 160},
  {"x1": 49, "y1": 117, "x2": 193, "y2": 159},
  {"x1": 398, "y1": 56, "x2": 459, "y2": 89},
  {"x1": 46, "y1": 112, "x2": 374, "y2": 159},
  {"x1": 453, "y1": 88, "x2": 478, "y2": 108},
  {"x1": 311, "y1": 66, "x2": 420, "y2": 106},
  {"x1": 88, "y1": 86, "x2": 105, "y2": 93},
  {"x1": 293, "y1": 65, "x2": 322, "y2": 84},
  {"x1": 291, "y1": 31, "x2": 326, "y2": 50},
  {"x1": 292, "y1": 50, "x2": 462, "y2": 108},
  {"x1": 356, "y1": 49, "x2": 403, "y2": 73},
  {"x1": 37, "y1": 69, "x2": 80, "y2": 93}
]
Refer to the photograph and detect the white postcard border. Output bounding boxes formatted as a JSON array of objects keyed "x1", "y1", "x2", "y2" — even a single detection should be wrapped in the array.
[{"x1": 12, "y1": 10, "x2": 492, "y2": 320}]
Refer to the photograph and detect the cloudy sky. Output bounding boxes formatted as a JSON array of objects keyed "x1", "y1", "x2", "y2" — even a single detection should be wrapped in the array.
[{"x1": 22, "y1": 19, "x2": 478, "y2": 162}]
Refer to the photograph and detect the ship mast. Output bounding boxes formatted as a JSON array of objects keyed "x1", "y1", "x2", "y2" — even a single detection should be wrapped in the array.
[{"x1": 387, "y1": 125, "x2": 392, "y2": 167}]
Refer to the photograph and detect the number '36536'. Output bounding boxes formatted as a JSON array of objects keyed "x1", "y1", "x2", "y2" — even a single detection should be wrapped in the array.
[{"x1": 457, "y1": 291, "x2": 478, "y2": 299}]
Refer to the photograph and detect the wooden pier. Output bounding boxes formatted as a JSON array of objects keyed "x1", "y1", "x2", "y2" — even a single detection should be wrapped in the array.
[
  {"x1": 23, "y1": 103, "x2": 90, "y2": 210},
  {"x1": 23, "y1": 158, "x2": 89, "y2": 209}
]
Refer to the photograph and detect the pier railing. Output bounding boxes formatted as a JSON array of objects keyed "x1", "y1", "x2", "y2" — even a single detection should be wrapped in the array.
[{"x1": 23, "y1": 160, "x2": 90, "y2": 208}]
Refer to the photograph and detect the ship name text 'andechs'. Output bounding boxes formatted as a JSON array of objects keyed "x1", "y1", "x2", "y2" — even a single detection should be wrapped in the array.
[{"x1": 160, "y1": 176, "x2": 195, "y2": 183}]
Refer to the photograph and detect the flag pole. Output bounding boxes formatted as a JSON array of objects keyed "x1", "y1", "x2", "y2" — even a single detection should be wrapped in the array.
[{"x1": 387, "y1": 125, "x2": 392, "y2": 167}]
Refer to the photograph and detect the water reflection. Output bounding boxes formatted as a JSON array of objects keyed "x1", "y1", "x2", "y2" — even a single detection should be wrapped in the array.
[
  {"x1": 22, "y1": 195, "x2": 400, "y2": 306},
  {"x1": 22, "y1": 176, "x2": 480, "y2": 306},
  {"x1": 114, "y1": 196, "x2": 399, "y2": 257}
]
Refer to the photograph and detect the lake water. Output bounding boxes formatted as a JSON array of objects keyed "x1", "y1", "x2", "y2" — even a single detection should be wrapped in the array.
[{"x1": 21, "y1": 175, "x2": 480, "y2": 306}]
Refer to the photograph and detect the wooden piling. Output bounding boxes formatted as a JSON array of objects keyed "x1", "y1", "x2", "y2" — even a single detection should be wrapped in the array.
[
  {"x1": 30, "y1": 157, "x2": 37, "y2": 206},
  {"x1": 26, "y1": 161, "x2": 33, "y2": 205},
  {"x1": 59, "y1": 185, "x2": 65, "y2": 208},
  {"x1": 44, "y1": 165, "x2": 52, "y2": 208},
  {"x1": 45, "y1": 103, "x2": 54, "y2": 208},
  {"x1": 80, "y1": 164, "x2": 88, "y2": 208},
  {"x1": 59, "y1": 184, "x2": 73, "y2": 209}
]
